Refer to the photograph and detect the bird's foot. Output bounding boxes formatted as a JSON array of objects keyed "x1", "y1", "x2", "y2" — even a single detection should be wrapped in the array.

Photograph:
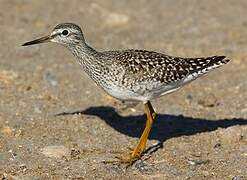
[
  {"x1": 104, "y1": 146, "x2": 145, "y2": 166},
  {"x1": 104, "y1": 154, "x2": 141, "y2": 166},
  {"x1": 115, "y1": 153, "x2": 141, "y2": 165}
]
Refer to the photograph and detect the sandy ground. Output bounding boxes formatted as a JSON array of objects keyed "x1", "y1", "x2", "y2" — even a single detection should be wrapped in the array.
[{"x1": 0, "y1": 0, "x2": 247, "y2": 179}]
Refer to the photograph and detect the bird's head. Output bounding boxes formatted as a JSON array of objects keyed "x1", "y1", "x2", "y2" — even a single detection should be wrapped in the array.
[{"x1": 22, "y1": 23, "x2": 85, "y2": 47}]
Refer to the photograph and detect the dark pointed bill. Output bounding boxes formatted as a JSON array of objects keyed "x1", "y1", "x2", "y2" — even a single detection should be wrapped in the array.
[{"x1": 22, "y1": 35, "x2": 51, "y2": 46}]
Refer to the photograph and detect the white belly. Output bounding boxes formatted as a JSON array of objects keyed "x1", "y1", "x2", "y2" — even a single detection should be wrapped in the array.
[
  {"x1": 102, "y1": 72, "x2": 200, "y2": 102},
  {"x1": 104, "y1": 86, "x2": 147, "y2": 102},
  {"x1": 102, "y1": 83, "x2": 181, "y2": 103}
]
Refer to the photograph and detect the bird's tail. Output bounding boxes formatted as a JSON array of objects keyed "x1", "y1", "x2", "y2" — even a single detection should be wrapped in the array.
[{"x1": 187, "y1": 56, "x2": 230, "y2": 75}]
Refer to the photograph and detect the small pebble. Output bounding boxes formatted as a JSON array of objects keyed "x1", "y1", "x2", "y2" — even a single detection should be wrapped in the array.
[
  {"x1": 1, "y1": 126, "x2": 14, "y2": 136},
  {"x1": 41, "y1": 145, "x2": 70, "y2": 159},
  {"x1": 198, "y1": 93, "x2": 218, "y2": 107},
  {"x1": 232, "y1": 175, "x2": 244, "y2": 180},
  {"x1": 213, "y1": 143, "x2": 221, "y2": 148},
  {"x1": 34, "y1": 107, "x2": 42, "y2": 114},
  {"x1": 218, "y1": 126, "x2": 244, "y2": 145},
  {"x1": 187, "y1": 158, "x2": 209, "y2": 166},
  {"x1": 70, "y1": 148, "x2": 81, "y2": 159},
  {"x1": 45, "y1": 71, "x2": 58, "y2": 86}
]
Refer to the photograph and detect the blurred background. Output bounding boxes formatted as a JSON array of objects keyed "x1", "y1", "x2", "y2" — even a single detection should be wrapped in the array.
[{"x1": 0, "y1": 0, "x2": 247, "y2": 179}]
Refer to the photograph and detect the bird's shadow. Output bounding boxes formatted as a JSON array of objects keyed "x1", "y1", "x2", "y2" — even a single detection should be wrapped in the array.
[{"x1": 56, "y1": 106, "x2": 247, "y2": 153}]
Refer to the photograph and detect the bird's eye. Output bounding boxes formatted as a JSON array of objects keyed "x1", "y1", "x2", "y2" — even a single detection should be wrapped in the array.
[{"x1": 62, "y1": 30, "x2": 69, "y2": 36}]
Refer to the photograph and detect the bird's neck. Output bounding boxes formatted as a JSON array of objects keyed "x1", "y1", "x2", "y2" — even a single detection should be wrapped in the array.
[
  {"x1": 67, "y1": 42, "x2": 103, "y2": 79},
  {"x1": 68, "y1": 42, "x2": 97, "y2": 58}
]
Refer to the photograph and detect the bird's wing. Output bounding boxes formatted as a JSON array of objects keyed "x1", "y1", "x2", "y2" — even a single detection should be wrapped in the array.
[{"x1": 105, "y1": 49, "x2": 230, "y2": 84}]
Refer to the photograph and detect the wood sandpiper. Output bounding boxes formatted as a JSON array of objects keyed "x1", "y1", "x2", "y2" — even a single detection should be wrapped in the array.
[{"x1": 22, "y1": 23, "x2": 230, "y2": 164}]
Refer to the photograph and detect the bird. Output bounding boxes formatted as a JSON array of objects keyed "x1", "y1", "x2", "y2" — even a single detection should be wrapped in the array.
[{"x1": 22, "y1": 23, "x2": 230, "y2": 164}]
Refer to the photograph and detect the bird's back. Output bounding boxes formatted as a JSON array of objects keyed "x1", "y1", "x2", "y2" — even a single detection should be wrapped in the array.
[{"x1": 102, "y1": 49, "x2": 229, "y2": 84}]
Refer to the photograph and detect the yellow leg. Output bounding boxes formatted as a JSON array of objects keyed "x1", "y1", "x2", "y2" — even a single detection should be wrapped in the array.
[{"x1": 115, "y1": 101, "x2": 156, "y2": 164}]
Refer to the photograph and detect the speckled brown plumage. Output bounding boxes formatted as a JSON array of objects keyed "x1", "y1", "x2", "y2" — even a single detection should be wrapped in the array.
[{"x1": 102, "y1": 49, "x2": 229, "y2": 84}]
